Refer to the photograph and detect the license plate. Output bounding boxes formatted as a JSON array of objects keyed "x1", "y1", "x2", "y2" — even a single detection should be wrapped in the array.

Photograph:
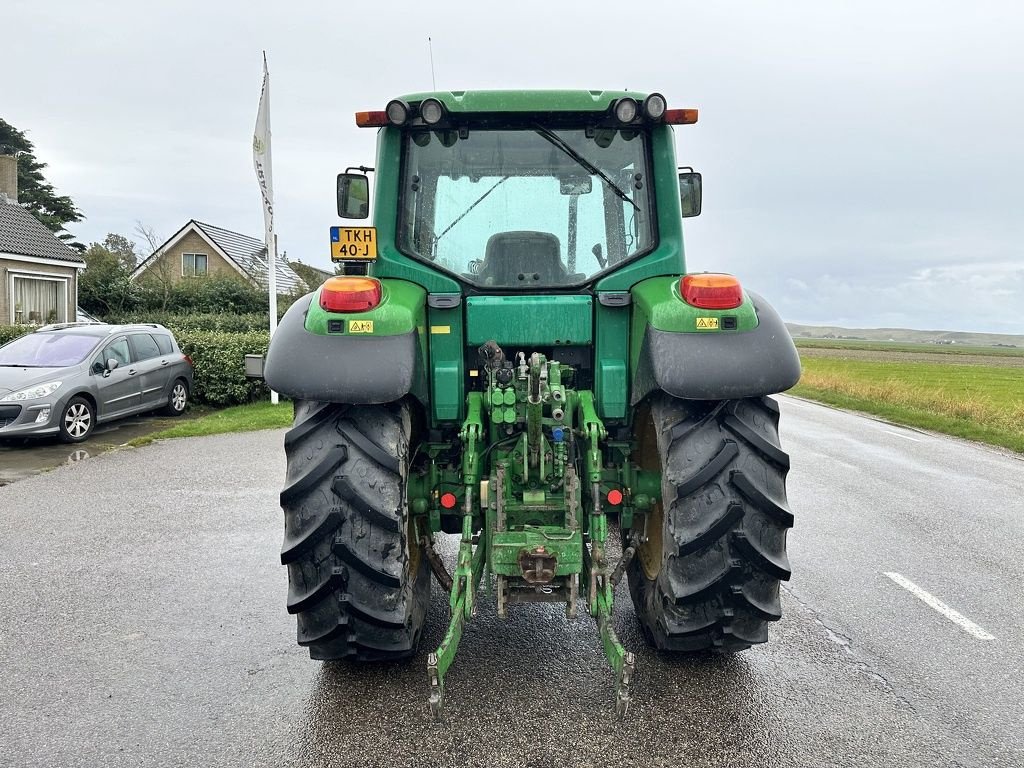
[{"x1": 330, "y1": 226, "x2": 377, "y2": 260}]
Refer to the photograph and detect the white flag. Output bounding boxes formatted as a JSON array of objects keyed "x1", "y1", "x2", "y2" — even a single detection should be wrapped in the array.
[
  {"x1": 253, "y1": 53, "x2": 274, "y2": 264},
  {"x1": 254, "y1": 52, "x2": 279, "y2": 403}
]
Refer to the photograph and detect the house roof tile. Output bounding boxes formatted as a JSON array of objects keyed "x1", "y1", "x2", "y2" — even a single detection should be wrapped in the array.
[
  {"x1": 0, "y1": 201, "x2": 84, "y2": 264},
  {"x1": 192, "y1": 220, "x2": 304, "y2": 294},
  {"x1": 135, "y1": 220, "x2": 304, "y2": 293}
]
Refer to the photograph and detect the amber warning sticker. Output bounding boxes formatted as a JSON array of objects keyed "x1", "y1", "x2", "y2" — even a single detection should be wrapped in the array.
[
  {"x1": 348, "y1": 320, "x2": 374, "y2": 333},
  {"x1": 331, "y1": 226, "x2": 377, "y2": 260},
  {"x1": 696, "y1": 317, "x2": 720, "y2": 330}
]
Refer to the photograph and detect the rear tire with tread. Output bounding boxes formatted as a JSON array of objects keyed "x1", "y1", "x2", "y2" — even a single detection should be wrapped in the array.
[
  {"x1": 627, "y1": 394, "x2": 793, "y2": 652},
  {"x1": 280, "y1": 399, "x2": 430, "y2": 661}
]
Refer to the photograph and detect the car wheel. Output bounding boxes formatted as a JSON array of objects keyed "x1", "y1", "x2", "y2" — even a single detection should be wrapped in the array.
[
  {"x1": 160, "y1": 379, "x2": 189, "y2": 417},
  {"x1": 59, "y1": 397, "x2": 95, "y2": 444}
]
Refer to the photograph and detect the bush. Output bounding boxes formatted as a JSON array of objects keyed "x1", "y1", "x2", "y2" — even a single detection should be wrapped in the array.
[
  {"x1": 136, "y1": 276, "x2": 269, "y2": 315},
  {"x1": 99, "y1": 311, "x2": 270, "y2": 334},
  {"x1": 176, "y1": 330, "x2": 270, "y2": 406},
  {"x1": 0, "y1": 325, "x2": 34, "y2": 347}
]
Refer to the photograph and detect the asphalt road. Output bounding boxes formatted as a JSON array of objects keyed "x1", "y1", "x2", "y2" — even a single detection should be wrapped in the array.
[{"x1": 1, "y1": 396, "x2": 1022, "y2": 767}]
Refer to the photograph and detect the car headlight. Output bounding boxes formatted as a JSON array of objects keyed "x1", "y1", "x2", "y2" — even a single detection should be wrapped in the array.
[{"x1": 0, "y1": 380, "x2": 63, "y2": 402}]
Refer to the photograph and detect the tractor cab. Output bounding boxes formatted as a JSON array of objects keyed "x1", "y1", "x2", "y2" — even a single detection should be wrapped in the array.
[{"x1": 336, "y1": 92, "x2": 700, "y2": 290}]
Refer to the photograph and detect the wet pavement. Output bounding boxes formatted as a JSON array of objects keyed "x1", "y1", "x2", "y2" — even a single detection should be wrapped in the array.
[
  {"x1": 0, "y1": 412, "x2": 194, "y2": 485},
  {"x1": 1, "y1": 399, "x2": 1022, "y2": 767}
]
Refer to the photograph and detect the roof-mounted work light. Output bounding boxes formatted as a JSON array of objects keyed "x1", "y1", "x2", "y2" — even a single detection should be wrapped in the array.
[
  {"x1": 419, "y1": 98, "x2": 445, "y2": 125},
  {"x1": 613, "y1": 97, "x2": 639, "y2": 123},
  {"x1": 642, "y1": 93, "x2": 667, "y2": 121},
  {"x1": 386, "y1": 99, "x2": 410, "y2": 126}
]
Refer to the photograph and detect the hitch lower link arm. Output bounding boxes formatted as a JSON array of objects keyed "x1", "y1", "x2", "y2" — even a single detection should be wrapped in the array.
[
  {"x1": 578, "y1": 391, "x2": 636, "y2": 717},
  {"x1": 427, "y1": 394, "x2": 485, "y2": 720}
]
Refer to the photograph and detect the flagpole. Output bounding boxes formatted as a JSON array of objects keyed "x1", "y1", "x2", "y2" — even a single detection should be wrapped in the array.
[{"x1": 254, "y1": 51, "x2": 279, "y2": 405}]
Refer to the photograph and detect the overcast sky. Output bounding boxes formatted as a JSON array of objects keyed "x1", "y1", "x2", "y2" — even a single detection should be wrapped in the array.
[{"x1": 7, "y1": 0, "x2": 1023, "y2": 333}]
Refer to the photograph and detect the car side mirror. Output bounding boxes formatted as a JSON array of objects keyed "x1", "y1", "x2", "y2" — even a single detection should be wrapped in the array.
[
  {"x1": 106, "y1": 358, "x2": 120, "y2": 374},
  {"x1": 679, "y1": 169, "x2": 702, "y2": 218},
  {"x1": 337, "y1": 173, "x2": 370, "y2": 219}
]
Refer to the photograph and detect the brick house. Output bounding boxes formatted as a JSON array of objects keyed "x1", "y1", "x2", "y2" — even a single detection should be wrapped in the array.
[
  {"x1": 131, "y1": 219, "x2": 306, "y2": 293},
  {"x1": 0, "y1": 155, "x2": 85, "y2": 326}
]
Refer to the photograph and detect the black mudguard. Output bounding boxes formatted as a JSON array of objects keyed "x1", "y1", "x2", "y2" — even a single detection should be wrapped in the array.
[
  {"x1": 632, "y1": 291, "x2": 801, "y2": 403},
  {"x1": 264, "y1": 294, "x2": 424, "y2": 404}
]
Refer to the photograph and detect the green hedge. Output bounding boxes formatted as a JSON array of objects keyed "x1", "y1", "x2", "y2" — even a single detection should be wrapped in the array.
[
  {"x1": 176, "y1": 330, "x2": 270, "y2": 407},
  {"x1": 99, "y1": 311, "x2": 270, "y2": 334},
  {"x1": 98, "y1": 312, "x2": 275, "y2": 407},
  {"x1": 0, "y1": 325, "x2": 34, "y2": 346}
]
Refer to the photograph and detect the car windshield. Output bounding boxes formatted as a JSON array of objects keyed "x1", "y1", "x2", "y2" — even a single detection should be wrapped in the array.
[
  {"x1": 0, "y1": 333, "x2": 98, "y2": 368},
  {"x1": 398, "y1": 127, "x2": 654, "y2": 288}
]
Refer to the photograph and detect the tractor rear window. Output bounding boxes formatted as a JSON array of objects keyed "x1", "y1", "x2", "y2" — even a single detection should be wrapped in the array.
[{"x1": 398, "y1": 127, "x2": 654, "y2": 288}]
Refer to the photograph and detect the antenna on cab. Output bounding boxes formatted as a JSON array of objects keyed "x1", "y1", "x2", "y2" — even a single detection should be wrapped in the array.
[{"x1": 428, "y1": 37, "x2": 437, "y2": 90}]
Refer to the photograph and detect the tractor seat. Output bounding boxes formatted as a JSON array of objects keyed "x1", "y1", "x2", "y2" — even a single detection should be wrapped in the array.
[{"x1": 480, "y1": 231, "x2": 566, "y2": 286}]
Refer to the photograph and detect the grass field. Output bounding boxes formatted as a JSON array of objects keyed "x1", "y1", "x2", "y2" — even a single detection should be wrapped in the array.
[
  {"x1": 792, "y1": 341, "x2": 1024, "y2": 453},
  {"x1": 795, "y1": 337, "x2": 1024, "y2": 358},
  {"x1": 130, "y1": 401, "x2": 292, "y2": 446}
]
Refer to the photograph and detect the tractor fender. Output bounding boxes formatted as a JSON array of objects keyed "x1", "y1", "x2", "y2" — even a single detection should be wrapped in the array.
[
  {"x1": 264, "y1": 292, "x2": 425, "y2": 404},
  {"x1": 632, "y1": 291, "x2": 801, "y2": 403}
]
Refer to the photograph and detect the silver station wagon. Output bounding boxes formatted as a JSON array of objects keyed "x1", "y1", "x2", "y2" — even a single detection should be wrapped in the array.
[{"x1": 0, "y1": 323, "x2": 193, "y2": 443}]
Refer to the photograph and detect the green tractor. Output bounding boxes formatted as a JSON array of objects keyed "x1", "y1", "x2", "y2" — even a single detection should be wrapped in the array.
[{"x1": 263, "y1": 90, "x2": 800, "y2": 718}]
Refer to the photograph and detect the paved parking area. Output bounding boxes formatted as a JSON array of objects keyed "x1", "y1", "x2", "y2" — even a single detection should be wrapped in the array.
[
  {"x1": 0, "y1": 412, "x2": 192, "y2": 485},
  {"x1": 2, "y1": 399, "x2": 1022, "y2": 767}
]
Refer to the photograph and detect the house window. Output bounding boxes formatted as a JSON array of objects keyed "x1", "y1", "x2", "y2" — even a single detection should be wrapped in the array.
[
  {"x1": 11, "y1": 274, "x2": 67, "y2": 325},
  {"x1": 182, "y1": 252, "x2": 208, "y2": 277}
]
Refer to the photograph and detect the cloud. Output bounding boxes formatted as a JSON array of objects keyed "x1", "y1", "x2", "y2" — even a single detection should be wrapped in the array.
[{"x1": 6, "y1": 0, "x2": 1024, "y2": 333}]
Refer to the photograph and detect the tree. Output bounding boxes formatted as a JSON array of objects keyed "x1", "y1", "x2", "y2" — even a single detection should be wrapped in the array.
[
  {"x1": 133, "y1": 220, "x2": 175, "y2": 311},
  {"x1": 102, "y1": 233, "x2": 138, "y2": 270},
  {"x1": 288, "y1": 259, "x2": 328, "y2": 291},
  {"x1": 78, "y1": 234, "x2": 140, "y2": 316},
  {"x1": 0, "y1": 118, "x2": 83, "y2": 246}
]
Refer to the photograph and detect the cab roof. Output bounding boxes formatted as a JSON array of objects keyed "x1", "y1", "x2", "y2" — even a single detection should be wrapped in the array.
[{"x1": 393, "y1": 89, "x2": 651, "y2": 114}]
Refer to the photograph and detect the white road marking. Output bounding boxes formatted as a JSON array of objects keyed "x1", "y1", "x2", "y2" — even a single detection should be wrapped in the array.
[
  {"x1": 883, "y1": 429, "x2": 921, "y2": 442},
  {"x1": 883, "y1": 572, "x2": 995, "y2": 640}
]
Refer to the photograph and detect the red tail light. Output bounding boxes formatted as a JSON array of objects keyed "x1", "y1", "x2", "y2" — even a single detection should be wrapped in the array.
[
  {"x1": 679, "y1": 274, "x2": 744, "y2": 309},
  {"x1": 183, "y1": 354, "x2": 194, "y2": 368},
  {"x1": 319, "y1": 277, "x2": 382, "y2": 312}
]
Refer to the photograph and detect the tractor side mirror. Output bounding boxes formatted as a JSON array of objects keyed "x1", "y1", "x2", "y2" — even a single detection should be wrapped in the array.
[
  {"x1": 337, "y1": 173, "x2": 370, "y2": 219},
  {"x1": 679, "y1": 169, "x2": 702, "y2": 218}
]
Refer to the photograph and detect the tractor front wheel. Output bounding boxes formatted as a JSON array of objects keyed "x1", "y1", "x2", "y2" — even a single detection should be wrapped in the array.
[
  {"x1": 280, "y1": 399, "x2": 430, "y2": 661},
  {"x1": 627, "y1": 394, "x2": 793, "y2": 652}
]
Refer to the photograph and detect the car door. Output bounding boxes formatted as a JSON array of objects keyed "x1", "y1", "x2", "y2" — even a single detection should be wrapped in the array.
[
  {"x1": 93, "y1": 336, "x2": 142, "y2": 419},
  {"x1": 130, "y1": 333, "x2": 172, "y2": 409}
]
